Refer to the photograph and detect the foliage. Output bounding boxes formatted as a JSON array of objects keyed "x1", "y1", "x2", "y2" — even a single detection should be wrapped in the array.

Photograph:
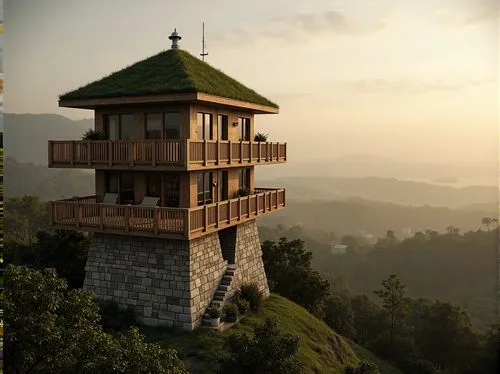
[
  {"x1": 220, "y1": 318, "x2": 302, "y2": 374},
  {"x1": 237, "y1": 187, "x2": 250, "y2": 197},
  {"x1": 206, "y1": 304, "x2": 221, "y2": 319},
  {"x1": 324, "y1": 294, "x2": 356, "y2": 340},
  {"x1": 82, "y1": 128, "x2": 106, "y2": 140},
  {"x1": 4, "y1": 195, "x2": 48, "y2": 247},
  {"x1": 254, "y1": 132, "x2": 268, "y2": 142},
  {"x1": 7, "y1": 229, "x2": 90, "y2": 289},
  {"x1": 4, "y1": 265, "x2": 188, "y2": 374},
  {"x1": 262, "y1": 237, "x2": 330, "y2": 318},
  {"x1": 60, "y1": 49, "x2": 278, "y2": 108},
  {"x1": 234, "y1": 296, "x2": 250, "y2": 315},
  {"x1": 238, "y1": 283, "x2": 263, "y2": 312},
  {"x1": 98, "y1": 299, "x2": 138, "y2": 332},
  {"x1": 345, "y1": 360, "x2": 380, "y2": 374},
  {"x1": 223, "y1": 303, "x2": 239, "y2": 322}
]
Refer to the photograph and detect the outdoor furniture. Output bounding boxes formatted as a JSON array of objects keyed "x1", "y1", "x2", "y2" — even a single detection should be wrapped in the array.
[{"x1": 101, "y1": 193, "x2": 119, "y2": 204}]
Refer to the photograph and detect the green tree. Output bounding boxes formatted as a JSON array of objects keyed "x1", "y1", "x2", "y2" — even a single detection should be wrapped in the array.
[
  {"x1": 323, "y1": 294, "x2": 356, "y2": 340},
  {"x1": 374, "y1": 274, "x2": 412, "y2": 354},
  {"x1": 4, "y1": 265, "x2": 187, "y2": 374},
  {"x1": 220, "y1": 318, "x2": 302, "y2": 374},
  {"x1": 4, "y1": 195, "x2": 48, "y2": 246},
  {"x1": 350, "y1": 295, "x2": 385, "y2": 346},
  {"x1": 262, "y1": 238, "x2": 330, "y2": 317}
]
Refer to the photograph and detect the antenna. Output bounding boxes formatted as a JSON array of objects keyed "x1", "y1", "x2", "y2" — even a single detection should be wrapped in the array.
[{"x1": 200, "y1": 22, "x2": 208, "y2": 61}]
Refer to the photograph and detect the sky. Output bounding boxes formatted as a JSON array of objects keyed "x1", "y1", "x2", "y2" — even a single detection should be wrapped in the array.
[{"x1": 3, "y1": 0, "x2": 499, "y2": 168}]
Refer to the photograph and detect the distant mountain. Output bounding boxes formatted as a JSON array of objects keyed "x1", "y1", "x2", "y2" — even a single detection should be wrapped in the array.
[
  {"x1": 3, "y1": 113, "x2": 93, "y2": 165},
  {"x1": 257, "y1": 176, "x2": 498, "y2": 209}
]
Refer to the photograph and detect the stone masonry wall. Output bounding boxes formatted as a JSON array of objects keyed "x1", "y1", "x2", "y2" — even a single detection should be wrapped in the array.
[
  {"x1": 83, "y1": 232, "x2": 226, "y2": 330},
  {"x1": 232, "y1": 220, "x2": 270, "y2": 297}
]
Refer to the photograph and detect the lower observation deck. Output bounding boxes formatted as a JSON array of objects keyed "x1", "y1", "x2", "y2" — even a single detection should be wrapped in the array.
[{"x1": 49, "y1": 188, "x2": 285, "y2": 240}]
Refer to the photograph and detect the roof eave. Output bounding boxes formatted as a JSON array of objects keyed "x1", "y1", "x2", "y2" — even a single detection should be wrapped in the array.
[{"x1": 59, "y1": 92, "x2": 279, "y2": 114}]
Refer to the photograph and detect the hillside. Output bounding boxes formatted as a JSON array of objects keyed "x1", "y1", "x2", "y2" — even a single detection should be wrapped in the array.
[
  {"x1": 257, "y1": 176, "x2": 498, "y2": 209},
  {"x1": 141, "y1": 294, "x2": 402, "y2": 374},
  {"x1": 259, "y1": 198, "x2": 493, "y2": 237},
  {"x1": 3, "y1": 113, "x2": 92, "y2": 165}
]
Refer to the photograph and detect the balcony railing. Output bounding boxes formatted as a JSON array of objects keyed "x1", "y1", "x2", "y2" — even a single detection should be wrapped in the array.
[
  {"x1": 50, "y1": 188, "x2": 285, "y2": 239},
  {"x1": 49, "y1": 139, "x2": 286, "y2": 169}
]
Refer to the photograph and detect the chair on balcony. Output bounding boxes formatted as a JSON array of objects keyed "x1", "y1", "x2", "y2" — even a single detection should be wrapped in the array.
[
  {"x1": 102, "y1": 193, "x2": 119, "y2": 204},
  {"x1": 138, "y1": 196, "x2": 160, "y2": 207}
]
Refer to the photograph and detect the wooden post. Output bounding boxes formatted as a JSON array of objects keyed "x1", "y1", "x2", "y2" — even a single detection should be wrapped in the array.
[
  {"x1": 258, "y1": 142, "x2": 261, "y2": 163},
  {"x1": 108, "y1": 140, "x2": 113, "y2": 166},
  {"x1": 153, "y1": 208, "x2": 159, "y2": 234},
  {"x1": 152, "y1": 140, "x2": 157, "y2": 167},
  {"x1": 184, "y1": 210, "x2": 191, "y2": 238},
  {"x1": 203, "y1": 205, "x2": 208, "y2": 232},
  {"x1": 70, "y1": 141, "x2": 74, "y2": 166},
  {"x1": 215, "y1": 202, "x2": 219, "y2": 228},
  {"x1": 185, "y1": 139, "x2": 190, "y2": 169},
  {"x1": 216, "y1": 140, "x2": 220, "y2": 166},
  {"x1": 276, "y1": 142, "x2": 280, "y2": 162},
  {"x1": 239, "y1": 141, "x2": 243, "y2": 163},
  {"x1": 228, "y1": 140, "x2": 232, "y2": 165},
  {"x1": 247, "y1": 196, "x2": 251, "y2": 218},
  {"x1": 227, "y1": 201, "x2": 231, "y2": 223},
  {"x1": 284, "y1": 143, "x2": 287, "y2": 161},
  {"x1": 249, "y1": 141, "x2": 252, "y2": 163},
  {"x1": 125, "y1": 206, "x2": 130, "y2": 232},
  {"x1": 75, "y1": 203, "x2": 81, "y2": 228},
  {"x1": 203, "y1": 139, "x2": 208, "y2": 167},
  {"x1": 100, "y1": 206, "x2": 104, "y2": 230},
  {"x1": 238, "y1": 198, "x2": 241, "y2": 221}
]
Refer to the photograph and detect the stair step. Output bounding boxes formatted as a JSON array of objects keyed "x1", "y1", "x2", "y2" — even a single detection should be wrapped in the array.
[
  {"x1": 225, "y1": 270, "x2": 235, "y2": 276},
  {"x1": 226, "y1": 264, "x2": 237, "y2": 270},
  {"x1": 215, "y1": 290, "x2": 226, "y2": 296},
  {"x1": 214, "y1": 295, "x2": 224, "y2": 301},
  {"x1": 221, "y1": 278, "x2": 232, "y2": 285},
  {"x1": 219, "y1": 285, "x2": 230, "y2": 292}
]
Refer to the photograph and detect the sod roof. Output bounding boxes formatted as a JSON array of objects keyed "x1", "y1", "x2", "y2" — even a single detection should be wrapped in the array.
[{"x1": 59, "y1": 49, "x2": 278, "y2": 109}]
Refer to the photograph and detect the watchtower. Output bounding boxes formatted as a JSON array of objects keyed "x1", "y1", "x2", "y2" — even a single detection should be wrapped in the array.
[{"x1": 48, "y1": 30, "x2": 286, "y2": 329}]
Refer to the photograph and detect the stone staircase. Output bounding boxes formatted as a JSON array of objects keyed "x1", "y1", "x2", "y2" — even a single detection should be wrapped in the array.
[{"x1": 201, "y1": 264, "x2": 237, "y2": 326}]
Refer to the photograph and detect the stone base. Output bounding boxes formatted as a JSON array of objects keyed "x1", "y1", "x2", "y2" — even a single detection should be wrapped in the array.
[{"x1": 83, "y1": 220, "x2": 269, "y2": 330}]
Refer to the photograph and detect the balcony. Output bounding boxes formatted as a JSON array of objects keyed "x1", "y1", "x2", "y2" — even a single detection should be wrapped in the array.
[
  {"x1": 48, "y1": 139, "x2": 287, "y2": 170},
  {"x1": 49, "y1": 188, "x2": 285, "y2": 240}
]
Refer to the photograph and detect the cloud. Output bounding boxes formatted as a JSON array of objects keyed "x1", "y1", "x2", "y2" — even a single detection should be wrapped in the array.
[
  {"x1": 339, "y1": 78, "x2": 494, "y2": 95},
  {"x1": 213, "y1": 10, "x2": 385, "y2": 46},
  {"x1": 435, "y1": 0, "x2": 499, "y2": 27}
]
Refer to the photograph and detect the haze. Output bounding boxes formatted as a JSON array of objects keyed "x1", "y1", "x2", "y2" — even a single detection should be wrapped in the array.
[{"x1": 3, "y1": 0, "x2": 498, "y2": 170}]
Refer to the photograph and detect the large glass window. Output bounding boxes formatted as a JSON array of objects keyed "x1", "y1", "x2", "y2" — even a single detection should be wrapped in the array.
[
  {"x1": 239, "y1": 168, "x2": 251, "y2": 189},
  {"x1": 105, "y1": 172, "x2": 134, "y2": 204},
  {"x1": 197, "y1": 172, "x2": 213, "y2": 206},
  {"x1": 197, "y1": 112, "x2": 213, "y2": 140},
  {"x1": 239, "y1": 117, "x2": 250, "y2": 141},
  {"x1": 218, "y1": 170, "x2": 228, "y2": 201},
  {"x1": 163, "y1": 173, "x2": 180, "y2": 207},
  {"x1": 105, "y1": 113, "x2": 135, "y2": 140},
  {"x1": 146, "y1": 112, "x2": 180, "y2": 139},
  {"x1": 217, "y1": 114, "x2": 228, "y2": 140},
  {"x1": 146, "y1": 172, "x2": 161, "y2": 197}
]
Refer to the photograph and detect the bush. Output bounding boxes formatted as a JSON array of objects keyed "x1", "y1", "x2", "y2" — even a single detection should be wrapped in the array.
[
  {"x1": 82, "y1": 129, "x2": 106, "y2": 140},
  {"x1": 345, "y1": 360, "x2": 380, "y2": 374},
  {"x1": 98, "y1": 299, "x2": 137, "y2": 332},
  {"x1": 223, "y1": 303, "x2": 239, "y2": 322},
  {"x1": 234, "y1": 296, "x2": 249, "y2": 315},
  {"x1": 236, "y1": 187, "x2": 250, "y2": 197},
  {"x1": 239, "y1": 283, "x2": 263, "y2": 311},
  {"x1": 254, "y1": 132, "x2": 268, "y2": 142},
  {"x1": 206, "y1": 304, "x2": 221, "y2": 318}
]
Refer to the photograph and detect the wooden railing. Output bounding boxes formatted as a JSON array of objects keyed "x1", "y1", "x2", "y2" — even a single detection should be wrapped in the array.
[
  {"x1": 49, "y1": 139, "x2": 286, "y2": 169},
  {"x1": 50, "y1": 188, "x2": 285, "y2": 239}
]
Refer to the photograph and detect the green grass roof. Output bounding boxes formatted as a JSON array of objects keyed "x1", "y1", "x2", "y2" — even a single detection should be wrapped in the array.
[{"x1": 59, "y1": 49, "x2": 278, "y2": 108}]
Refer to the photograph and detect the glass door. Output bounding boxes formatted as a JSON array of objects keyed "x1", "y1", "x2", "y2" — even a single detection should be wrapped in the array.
[{"x1": 163, "y1": 173, "x2": 180, "y2": 207}]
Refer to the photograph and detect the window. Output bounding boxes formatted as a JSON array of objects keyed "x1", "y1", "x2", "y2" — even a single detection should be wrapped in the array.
[
  {"x1": 239, "y1": 117, "x2": 250, "y2": 141},
  {"x1": 105, "y1": 172, "x2": 134, "y2": 204},
  {"x1": 239, "y1": 168, "x2": 251, "y2": 189},
  {"x1": 163, "y1": 173, "x2": 180, "y2": 207},
  {"x1": 218, "y1": 170, "x2": 228, "y2": 201},
  {"x1": 105, "y1": 114, "x2": 135, "y2": 140},
  {"x1": 146, "y1": 112, "x2": 181, "y2": 139},
  {"x1": 106, "y1": 172, "x2": 119, "y2": 194},
  {"x1": 217, "y1": 114, "x2": 228, "y2": 140},
  {"x1": 197, "y1": 112, "x2": 213, "y2": 140},
  {"x1": 197, "y1": 172, "x2": 213, "y2": 206},
  {"x1": 146, "y1": 173, "x2": 161, "y2": 197}
]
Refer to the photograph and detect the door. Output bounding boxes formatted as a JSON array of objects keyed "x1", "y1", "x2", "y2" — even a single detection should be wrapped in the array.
[
  {"x1": 218, "y1": 170, "x2": 228, "y2": 201},
  {"x1": 217, "y1": 114, "x2": 228, "y2": 141},
  {"x1": 163, "y1": 173, "x2": 180, "y2": 207}
]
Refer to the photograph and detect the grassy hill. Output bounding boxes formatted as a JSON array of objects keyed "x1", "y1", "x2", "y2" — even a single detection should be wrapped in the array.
[{"x1": 141, "y1": 294, "x2": 402, "y2": 374}]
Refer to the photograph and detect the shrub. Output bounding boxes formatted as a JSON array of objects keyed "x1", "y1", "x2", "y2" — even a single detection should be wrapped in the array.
[
  {"x1": 254, "y1": 132, "x2": 268, "y2": 142},
  {"x1": 82, "y1": 129, "x2": 106, "y2": 140},
  {"x1": 234, "y1": 296, "x2": 249, "y2": 315},
  {"x1": 236, "y1": 187, "x2": 250, "y2": 197},
  {"x1": 223, "y1": 303, "x2": 239, "y2": 322},
  {"x1": 206, "y1": 304, "x2": 221, "y2": 319},
  {"x1": 239, "y1": 283, "x2": 263, "y2": 311},
  {"x1": 98, "y1": 299, "x2": 137, "y2": 332},
  {"x1": 345, "y1": 360, "x2": 380, "y2": 374}
]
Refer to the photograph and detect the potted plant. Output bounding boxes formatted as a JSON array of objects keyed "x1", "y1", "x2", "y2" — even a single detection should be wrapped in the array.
[
  {"x1": 222, "y1": 303, "x2": 239, "y2": 323},
  {"x1": 236, "y1": 187, "x2": 250, "y2": 197},
  {"x1": 206, "y1": 304, "x2": 221, "y2": 327},
  {"x1": 82, "y1": 129, "x2": 106, "y2": 141},
  {"x1": 234, "y1": 296, "x2": 249, "y2": 315},
  {"x1": 254, "y1": 132, "x2": 268, "y2": 142}
]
